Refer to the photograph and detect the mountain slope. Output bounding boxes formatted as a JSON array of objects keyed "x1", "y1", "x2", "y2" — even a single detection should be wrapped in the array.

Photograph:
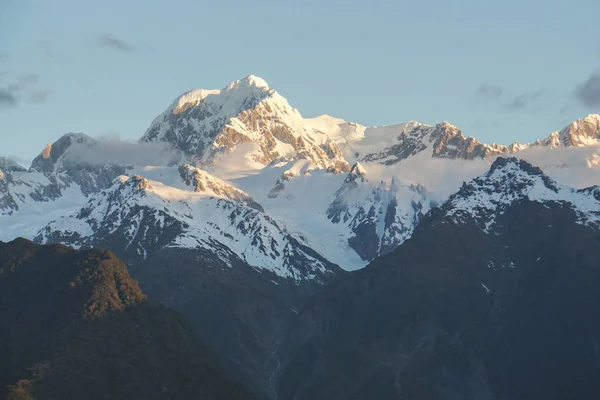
[
  {"x1": 539, "y1": 114, "x2": 600, "y2": 148},
  {"x1": 140, "y1": 75, "x2": 349, "y2": 173},
  {"x1": 35, "y1": 172, "x2": 338, "y2": 282},
  {"x1": 276, "y1": 158, "x2": 600, "y2": 400},
  {"x1": 0, "y1": 158, "x2": 26, "y2": 172},
  {"x1": 326, "y1": 162, "x2": 434, "y2": 260},
  {"x1": 311, "y1": 113, "x2": 600, "y2": 166},
  {"x1": 0, "y1": 238, "x2": 255, "y2": 400},
  {"x1": 32, "y1": 171, "x2": 343, "y2": 397}
]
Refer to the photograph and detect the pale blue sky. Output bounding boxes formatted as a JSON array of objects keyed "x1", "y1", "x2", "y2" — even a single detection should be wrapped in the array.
[{"x1": 1, "y1": 0, "x2": 599, "y2": 163}]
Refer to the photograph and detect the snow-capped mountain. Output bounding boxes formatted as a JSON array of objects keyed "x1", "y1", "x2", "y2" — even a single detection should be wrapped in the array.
[
  {"x1": 27, "y1": 132, "x2": 128, "y2": 196},
  {"x1": 535, "y1": 114, "x2": 600, "y2": 148},
  {"x1": 0, "y1": 157, "x2": 26, "y2": 172},
  {"x1": 178, "y1": 164, "x2": 264, "y2": 211},
  {"x1": 3, "y1": 76, "x2": 600, "y2": 274},
  {"x1": 30, "y1": 133, "x2": 98, "y2": 173},
  {"x1": 140, "y1": 75, "x2": 350, "y2": 173},
  {"x1": 4, "y1": 74, "x2": 600, "y2": 400},
  {"x1": 442, "y1": 157, "x2": 600, "y2": 232},
  {"x1": 326, "y1": 162, "x2": 434, "y2": 260},
  {"x1": 309, "y1": 113, "x2": 600, "y2": 166},
  {"x1": 34, "y1": 171, "x2": 339, "y2": 282},
  {"x1": 276, "y1": 157, "x2": 600, "y2": 400},
  {"x1": 359, "y1": 121, "x2": 509, "y2": 165}
]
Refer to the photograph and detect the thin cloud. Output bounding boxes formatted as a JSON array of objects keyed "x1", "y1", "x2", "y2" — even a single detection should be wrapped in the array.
[
  {"x1": 20, "y1": 73, "x2": 38, "y2": 84},
  {"x1": 37, "y1": 40, "x2": 56, "y2": 59},
  {"x1": 30, "y1": 90, "x2": 52, "y2": 104},
  {"x1": 474, "y1": 83, "x2": 503, "y2": 102},
  {"x1": 575, "y1": 72, "x2": 600, "y2": 107},
  {"x1": 472, "y1": 120, "x2": 501, "y2": 130},
  {"x1": 68, "y1": 139, "x2": 184, "y2": 167},
  {"x1": 0, "y1": 89, "x2": 17, "y2": 109},
  {"x1": 96, "y1": 34, "x2": 137, "y2": 53},
  {"x1": 4, "y1": 155, "x2": 31, "y2": 168},
  {"x1": 7, "y1": 73, "x2": 40, "y2": 93},
  {"x1": 505, "y1": 89, "x2": 544, "y2": 111},
  {"x1": 0, "y1": 54, "x2": 8, "y2": 63}
]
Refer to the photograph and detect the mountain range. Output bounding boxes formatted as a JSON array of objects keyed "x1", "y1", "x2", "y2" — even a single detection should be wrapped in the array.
[{"x1": 1, "y1": 74, "x2": 600, "y2": 399}]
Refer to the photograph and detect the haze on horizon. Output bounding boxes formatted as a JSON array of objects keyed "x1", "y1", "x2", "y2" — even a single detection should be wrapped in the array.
[{"x1": 1, "y1": 0, "x2": 599, "y2": 163}]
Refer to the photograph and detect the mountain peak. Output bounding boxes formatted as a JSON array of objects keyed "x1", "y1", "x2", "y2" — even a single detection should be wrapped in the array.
[
  {"x1": 140, "y1": 75, "x2": 349, "y2": 172},
  {"x1": 345, "y1": 162, "x2": 367, "y2": 183},
  {"x1": 223, "y1": 74, "x2": 272, "y2": 94},
  {"x1": 122, "y1": 175, "x2": 153, "y2": 192},
  {"x1": 555, "y1": 113, "x2": 600, "y2": 147},
  {"x1": 168, "y1": 75, "x2": 272, "y2": 116},
  {"x1": 0, "y1": 157, "x2": 27, "y2": 172},
  {"x1": 30, "y1": 133, "x2": 97, "y2": 172},
  {"x1": 235, "y1": 74, "x2": 270, "y2": 89},
  {"x1": 444, "y1": 157, "x2": 600, "y2": 232},
  {"x1": 487, "y1": 156, "x2": 544, "y2": 177},
  {"x1": 582, "y1": 113, "x2": 600, "y2": 123}
]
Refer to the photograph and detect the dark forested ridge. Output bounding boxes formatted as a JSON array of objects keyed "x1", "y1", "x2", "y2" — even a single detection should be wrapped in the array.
[
  {"x1": 277, "y1": 199, "x2": 600, "y2": 400},
  {"x1": 0, "y1": 238, "x2": 256, "y2": 400}
]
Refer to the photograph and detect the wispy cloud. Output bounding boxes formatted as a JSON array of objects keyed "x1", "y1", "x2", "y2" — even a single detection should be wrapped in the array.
[
  {"x1": 472, "y1": 120, "x2": 501, "y2": 130},
  {"x1": 0, "y1": 73, "x2": 52, "y2": 107},
  {"x1": 0, "y1": 54, "x2": 9, "y2": 63},
  {"x1": 37, "y1": 40, "x2": 56, "y2": 59},
  {"x1": 30, "y1": 90, "x2": 52, "y2": 104},
  {"x1": 504, "y1": 89, "x2": 544, "y2": 111},
  {"x1": 20, "y1": 73, "x2": 38, "y2": 84},
  {"x1": 575, "y1": 72, "x2": 600, "y2": 107},
  {"x1": 0, "y1": 89, "x2": 17, "y2": 109},
  {"x1": 96, "y1": 34, "x2": 137, "y2": 53},
  {"x1": 474, "y1": 83, "x2": 503, "y2": 102},
  {"x1": 7, "y1": 73, "x2": 40, "y2": 93},
  {"x1": 68, "y1": 138, "x2": 184, "y2": 167}
]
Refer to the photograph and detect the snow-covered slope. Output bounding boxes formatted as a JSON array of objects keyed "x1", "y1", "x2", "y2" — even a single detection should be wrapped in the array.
[
  {"x1": 357, "y1": 121, "x2": 509, "y2": 165},
  {"x1": 140, "y1": 75, "x2": 350, "y2": 173},
  {"x1": 3, "y1": 74, "x2": 600, "y2": 276},
  {"x1": 34, "y1": 173, "x2": 338, "y2": 282},
  {"x1": 443, "y1": 157, "x2": 600, "y2": 232},
  {"x1": 309, "y1": 113, "x2": 600, "y2": 167},
  {"x1": 0, "y1": 157, "x2": 26, "y2": 172},
  {"x1": 306, "y1": 115, "x2": 422, "y2": 162},
  {"x1": 326, "y1": 162, "x2": 435, "y2": 260},
  {"x1": 30, "y1": 133, "x2": 98, "y2": 173}
]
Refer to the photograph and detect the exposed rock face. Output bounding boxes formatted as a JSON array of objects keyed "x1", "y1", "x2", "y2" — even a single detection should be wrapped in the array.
[
  {"x1": 362, "y1": 122, "x2": 509, "y2": 165},
  {"x1": 276, "y1": 159, "x2": 600, "y2": 400},
  {"x1": 548, "y1": 114, "x2": 600, "y2": 147},
  {"x1": 326, "y1": 162, "x2": 434, "y2": 261},
  {"x1": 27, "y1": 133, "x2": 127, "y2": 196},
  {"x1": 30, "y1": 133, "x2": 98, "y2": 173},
  {"x1": 140, "y1": 75, "x2": 350, "y2": 172},
  {"x1": 0, "y1": 171, "x2": 18, "y2": 216},
  {"x1": 358, "y1": 115, "x2": 600, "y2": 166}
]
